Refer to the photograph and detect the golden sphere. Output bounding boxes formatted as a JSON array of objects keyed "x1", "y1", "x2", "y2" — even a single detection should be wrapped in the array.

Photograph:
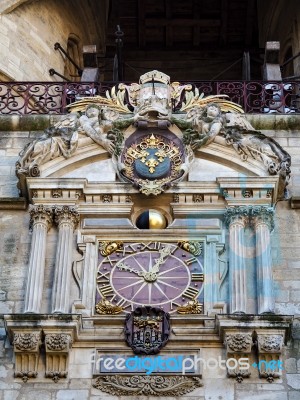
[{"x1": 149, "y1": 209, "x2": 167, "y2": 229}]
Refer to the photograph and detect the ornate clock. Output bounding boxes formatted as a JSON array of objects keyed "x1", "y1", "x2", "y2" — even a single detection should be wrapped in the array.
[{"x1": 95, "y1": 241, "x2": 204, "y2": 314}]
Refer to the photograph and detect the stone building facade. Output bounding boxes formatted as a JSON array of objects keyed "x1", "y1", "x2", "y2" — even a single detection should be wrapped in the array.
[{"x1": 0, "y1": 2, "x2": 300, "y2": 400}]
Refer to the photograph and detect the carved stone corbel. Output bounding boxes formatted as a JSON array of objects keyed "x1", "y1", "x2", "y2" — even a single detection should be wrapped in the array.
[
  {"x1": 224, "y1": 332, "x2": 253, "y2": 382},
  {"x1": 44, "y1": 333, "x2": 73, "y2": 382},
  {"x1": 13, "y1": 331, "x2": 42, "y2": 382},
  {"x1": 256, "y1": 334, "x2": 284, "y2": 382}
]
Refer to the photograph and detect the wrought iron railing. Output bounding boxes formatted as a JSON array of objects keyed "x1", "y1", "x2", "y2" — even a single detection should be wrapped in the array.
[{"x1": 0, "y1": 81, "x2": 299, "y2": 115}]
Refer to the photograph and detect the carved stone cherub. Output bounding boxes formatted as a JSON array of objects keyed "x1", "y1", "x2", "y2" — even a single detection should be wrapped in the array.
[
  {"x1": 79, "y1": 105, "x2": 118, "y2": 154},
  {"x1": 16, "y1": 113, "x2": 79, "y2": 176},
  {"x1": 185, "y1": 103, "x2": 225, "y2": 149}
]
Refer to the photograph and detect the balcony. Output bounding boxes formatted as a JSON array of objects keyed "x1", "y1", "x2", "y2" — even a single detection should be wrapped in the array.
[{"x1": 0, "y1": 81, "x2": 299, "y2": 115}]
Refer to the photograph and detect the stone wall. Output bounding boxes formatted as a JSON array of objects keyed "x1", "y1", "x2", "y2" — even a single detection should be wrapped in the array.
[{"x1": 0, "y1": 0, "x2": 108, "y2": 81}]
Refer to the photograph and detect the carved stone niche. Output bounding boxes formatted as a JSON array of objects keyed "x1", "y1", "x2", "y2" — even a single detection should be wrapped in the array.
[
  {"x1": 224, "y1": 332, "x2": 253, "y2": 383},
  {"x1": 13, "y1": 331, "x2": 42, "y2": 382},
  {"x1": 256, "y1": 333, "x2": 284, "y2": 383},
  {"x1": 44, "y1": 332, "x2": 73, "y2": 382}
]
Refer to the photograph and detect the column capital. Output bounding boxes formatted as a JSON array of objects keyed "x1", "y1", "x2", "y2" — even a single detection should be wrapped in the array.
[
  {"x1": 54, "y1": 205, "x2": 80, "y2": 230},
  {"x1": 250, "y1": 206, "x2": 275, "y2": 231},
  {"x1": 223, "y1": 206, "x2": 250, "y2": 228},
  {"x1": 29, "y1": 204, "x2": 53, "y2": 230}
]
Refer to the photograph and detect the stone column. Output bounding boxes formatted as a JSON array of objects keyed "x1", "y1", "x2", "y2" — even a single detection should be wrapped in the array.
[
  {"x1": 224, "y1": 207, "x2": 249, "y2": 314},
  {"x1": 252, "y1": 207, "x2": 275, "y2": 314},
  {"x1": 52, "y1": 206, "x2": 79, "y2": 313},
  {"x1": 24, "y1": 205, "x2": 53, "y2": 313}
]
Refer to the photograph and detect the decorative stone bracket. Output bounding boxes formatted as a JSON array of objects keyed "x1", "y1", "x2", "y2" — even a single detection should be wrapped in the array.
[
  {"x1": 224, "y1": 332, "x2": 252, "y2": 382},
  {"x1": 13, "y1": 331, "x2": 42, "y2": 382},
  {"x1": 44, "y1": 332, "x2": 73, "y2": 382},
  {"x1": 256, "y1": 333, "x2": 284, "y2": 382},
  {"x1": 217, "y1": 315, "x2": 292, "y2": 384},
  {"x1": 5, "y1": 314, "x2": 79, "y2": 382}
]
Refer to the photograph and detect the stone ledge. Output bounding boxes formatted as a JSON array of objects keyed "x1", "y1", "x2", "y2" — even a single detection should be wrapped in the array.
[
  {"x1": 0, "y1": 114, "x2": 63, "y2": 131},
  {"x1": 0, "y1": 197, "x2": 27, "y2": 209},
  {"x1": 0, "y1": 113, "x2": 300, "y2": 132},
  {"x1": 290, "y1": 196, "x2": 300, "y2": 209}
]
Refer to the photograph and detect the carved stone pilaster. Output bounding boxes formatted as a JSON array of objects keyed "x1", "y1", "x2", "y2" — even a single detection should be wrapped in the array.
[
  {"x1": 224, "y1": 332, "x2": 252, "y2": 382},
  {"x1": 224, "y1": 206, "x2": 249, "y2": 313},
  {"x1": 52, "y1": 206, "x2": 80, "y2": 313},
  {"x1": 24, "y1": 205, "x2": 53, "y2": 313},
  {"x1": 45, "y1": 333, "x2": 73, "y2": 382},
  {"x1": 13, "y1": 331, "x2": 42, "y2": 382},
  {"x1": 252, "y1": 206, "x2": 275, "y2": 314},
  {"x1": 256, "y1": 334, "x2": 284, "y2": 382},
  {"x1": 74, "y1": 236, "x2": 98, "y2": 316}
]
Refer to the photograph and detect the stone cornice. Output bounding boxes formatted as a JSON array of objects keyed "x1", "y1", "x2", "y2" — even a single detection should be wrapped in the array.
[
  {"x1": 216, "y1": 314, "x2": 293, "y2": 342},
  {"x1": 0, "y1": 197, "x2": 27, "y2": 210}
]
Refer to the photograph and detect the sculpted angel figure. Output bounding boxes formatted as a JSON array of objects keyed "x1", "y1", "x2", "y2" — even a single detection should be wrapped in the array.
[
  {"x1": 79, "y1": 105, "x2": 118, "y2": 154},
  {"x1": 17, "y1": 113, "x2": 79, "y2": 175},
  {"x1": 185, "y1": 103, "x2": 225, "y2": 149}
]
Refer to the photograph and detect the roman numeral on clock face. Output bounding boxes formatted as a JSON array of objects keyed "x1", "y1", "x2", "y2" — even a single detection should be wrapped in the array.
[
  {"x1": 100, "y1": 284, "x2": 114, "y2": 297},
  {"x1": 140, "y1": 242, "x2": 163, "y2": 251},
  {"x1": 184, "y1": 256, "x2": 197, "y2": 266},
  {"x1": 97, "y1": 271, "x2": 110, "y2": 284},
  {"x1": 116, "y1": 298, "x2": 134, "y2": 310},
  {"x1": 191, "y1": 273, "x2": 204, "y2": 281},
  {"x1": 182, "y1": 286, "x2": 199, "y2": 299}
]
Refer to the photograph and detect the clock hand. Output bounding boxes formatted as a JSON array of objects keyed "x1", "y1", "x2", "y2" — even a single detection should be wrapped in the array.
[
  {"x1": 117, "y1": 262, "x2": 146, "y2": 277},
  {"x1": 117, "y1": 261, "x2": 157, "y2": 283},
  {"x1": 150, "y1": 246, "x2": 172, "y2": 273}
]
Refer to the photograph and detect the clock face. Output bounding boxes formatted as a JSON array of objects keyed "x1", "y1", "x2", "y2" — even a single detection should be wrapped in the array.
[{"x1": 96, "y1": 241, "x2": 204, "y2": 313}]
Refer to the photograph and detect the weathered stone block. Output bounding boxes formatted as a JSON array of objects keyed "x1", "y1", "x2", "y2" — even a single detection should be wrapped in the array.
[
  {"x1": 284, "y1": 358, "x2": 297, "y2": 373},
  {"x1": 56, "y1": 390, "x2": 89, "y2": 400},
  {"x1": 286, "y1": 374, "x2": 300, "y2": 390}
]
